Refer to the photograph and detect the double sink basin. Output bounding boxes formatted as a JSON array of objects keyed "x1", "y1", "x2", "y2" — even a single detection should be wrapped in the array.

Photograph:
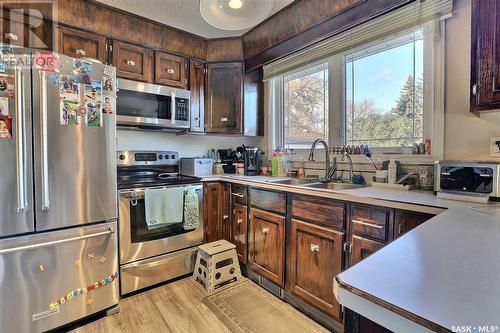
[{"x1": 265, "y1": 178, "x2": 365, "y2": 190}]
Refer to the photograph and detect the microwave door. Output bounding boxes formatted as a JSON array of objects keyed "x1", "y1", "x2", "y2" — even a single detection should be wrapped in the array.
[{"x1": 0, "y1": 60, "x2": 34, "y2": 237}]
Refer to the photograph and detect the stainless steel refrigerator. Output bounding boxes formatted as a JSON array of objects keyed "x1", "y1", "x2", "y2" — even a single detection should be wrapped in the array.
[{"x1": 0, "y1": 48, "x2": 119, "y2": 333}]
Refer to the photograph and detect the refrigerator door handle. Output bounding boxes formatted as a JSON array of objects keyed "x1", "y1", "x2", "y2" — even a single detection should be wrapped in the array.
[
  {"x1": 14, "y1": 67, "x2": 26, "y2": 213},
  {"x1": 39, "y1": 70, "x2": 50, "y2": 211},
  {"x1": 0, "y1": 227, "x2": 115, "y2": 255}
]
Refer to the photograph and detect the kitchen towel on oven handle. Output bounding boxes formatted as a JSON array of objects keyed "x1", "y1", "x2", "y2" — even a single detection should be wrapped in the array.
[
  {"x1": 145, "y1": 187, "x2": 184, "y2": 228},
  {"x1": 183, "y1": 187, "x2": 200, "y2": 230}
]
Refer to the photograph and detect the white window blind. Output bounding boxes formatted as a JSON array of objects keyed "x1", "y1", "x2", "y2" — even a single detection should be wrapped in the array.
[{"x1": 263, "y1": 0, "x2": 453, "y2": 81}]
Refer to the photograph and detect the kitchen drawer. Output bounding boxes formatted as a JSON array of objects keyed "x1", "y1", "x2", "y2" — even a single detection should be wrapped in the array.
[
  {"x1": 292, "y1": 194, "x2": 345, "y2": 230},
  {"x1": 250, "y1": 188, "x2": 286, "y2": 215},
  {"x1": 231, "y1": 184, "x2": 248, "y2": 205},
  {"x1": 120, "y1": 247, "x2": 197, "y2": 295},
  {"x1": 0, "y1": 221, "x2": 119, "y2": 333},
  {"x1": 350, "y1": 204, "x2": 393, "y2": 242}
]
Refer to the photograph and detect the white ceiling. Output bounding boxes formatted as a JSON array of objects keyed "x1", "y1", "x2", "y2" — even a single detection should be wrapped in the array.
[{"x1": 96, "y1": 0, "x2": 294, "y2": 39}]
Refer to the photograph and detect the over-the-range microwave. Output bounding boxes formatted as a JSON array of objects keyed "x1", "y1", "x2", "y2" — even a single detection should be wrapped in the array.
[{"x1": 117, "y1": 78, "x2": 190, "y2": 130}]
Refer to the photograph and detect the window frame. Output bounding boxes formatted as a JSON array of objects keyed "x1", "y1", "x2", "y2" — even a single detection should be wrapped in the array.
[{"x1": 267, "y1": 20, "x2": 445, "y2": 164}]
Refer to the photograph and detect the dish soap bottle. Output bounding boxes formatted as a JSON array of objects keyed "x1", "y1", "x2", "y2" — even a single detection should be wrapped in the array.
[{"x1": 388, "y1": 158, "x2": 397, "y2": 184}]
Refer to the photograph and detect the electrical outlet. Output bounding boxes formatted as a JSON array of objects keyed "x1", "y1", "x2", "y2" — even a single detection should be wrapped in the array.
[{"x1": 490, "y1": 137, "x2": 500, "y2": 157}]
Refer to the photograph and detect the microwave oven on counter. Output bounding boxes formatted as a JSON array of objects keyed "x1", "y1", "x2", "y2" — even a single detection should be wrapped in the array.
[{"x1": 117, "y1": 78, "x2": 190, "y2": 130}]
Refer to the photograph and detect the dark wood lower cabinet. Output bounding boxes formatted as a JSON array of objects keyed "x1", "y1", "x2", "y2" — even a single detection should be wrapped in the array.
[
  {"x1": 394, "y1": 210, "x2": 434, "y2": 239},
  {"x1": 203, "y1": 182, "x2": 222, "y2": 243},
  {"x1": 232, "y1": 203, "x2": 248, "y2": 264},
  {"x1": 249, "y1": 208, "x2": 285, "y2": 286},
  {"x1": 350, "y1": 235, "x2": 385, "y2": 267},
  {"x1": 288, "y1": 219, "x2": 344, "y2": 320},
  {"x1": 221, "y1": 183, "x2": 232, "y2": 242}
]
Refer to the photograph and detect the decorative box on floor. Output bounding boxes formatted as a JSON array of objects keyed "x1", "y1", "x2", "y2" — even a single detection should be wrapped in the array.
[{"x1": 193, "y1": 240, "x2": 242, "y2": 294}]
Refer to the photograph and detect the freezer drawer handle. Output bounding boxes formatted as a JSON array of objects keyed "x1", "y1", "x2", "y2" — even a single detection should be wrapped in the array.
[
  {"x1": 14, "y1": 67, "x2": 26, "y2": 213},
  {"x1": 39, "y1": 71, "x2": 50, "y2": 211},
  {"x1": 0, "y1": 227, "x2": 115, "y2": 255}
]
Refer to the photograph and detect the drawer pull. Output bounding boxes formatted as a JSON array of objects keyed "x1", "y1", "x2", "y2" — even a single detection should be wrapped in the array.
[
  {"x1": 352, "y1": 219, "x2": 383, "y2": 229},
  {"x1": 4, "y1": 32, "x2": 18, "y2": 41},
  {"x1": 237, "y1": 218, "x2": 243, "y2": 224},
  {"x1": 232, "y1": 192, "x2": 244, "y2": 198},
  {"x1": 310, "y1": 244, "x2": 320, "y2": 252},
  {"x1": 221, "y1": 117, "x2": 228, "y2": 122},
  {"x1": 75, "y1": 48, "x2": 86, "y2": 56},
  {"x1": 223, "y1": 214, "x2": 229, "y2": 220},
  {"x1": 261, "y1": 227, "x2": 270, "y2": 235},
  {"x1": 167, "y1": 68, "x2": 175, "y2": 74},
  {"x1": 126, "y1": 60, "x2": 136, "y2": 66}
]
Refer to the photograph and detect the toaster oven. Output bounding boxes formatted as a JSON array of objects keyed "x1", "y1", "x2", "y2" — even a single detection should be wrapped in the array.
[{"x1": 434, "y1": 161, "x2": 500, "y2": 200}]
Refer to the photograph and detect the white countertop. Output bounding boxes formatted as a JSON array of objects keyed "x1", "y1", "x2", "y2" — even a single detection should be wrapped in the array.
[{"x1": 203, "y1": 175, "x2": 500, "y2": 332}]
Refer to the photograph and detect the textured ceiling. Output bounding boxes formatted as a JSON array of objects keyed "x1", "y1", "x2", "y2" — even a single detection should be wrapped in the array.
[{"x1": 96, "y1": 0, "x2": 294, "y2": 38}]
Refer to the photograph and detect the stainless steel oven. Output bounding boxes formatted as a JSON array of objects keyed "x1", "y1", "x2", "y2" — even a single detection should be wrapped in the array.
[
  {"x1": 117, "y1": 78, "x2": 190, "y2": 129},
  {"x1": 117, "y1": 150, "x2": 204, "y2": 295}
]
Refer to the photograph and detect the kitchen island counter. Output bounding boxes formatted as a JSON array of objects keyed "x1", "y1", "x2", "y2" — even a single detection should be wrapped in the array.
[{"x1": 202, "y1": 175, "x2": 500, "y2": 332}]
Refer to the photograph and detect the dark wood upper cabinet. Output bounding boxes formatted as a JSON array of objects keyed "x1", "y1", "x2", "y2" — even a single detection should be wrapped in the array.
[
  {"x1": 155, "y1": 51, "x2": 188, "y2": 88},
  {"x1": 206, "y1": 62, "x2": 243, "y2": 134},
  {"x1": 288, "y1": 219, "x2": 344, "y2": 320},
  {"x1": 350, "y1": 235, "x2": 385, "y2": 267},
  {"x1": 243, "y1": 68, "x2": 264, "y2": 136},
  {"x1": 189, "y1": 60, "x2": 206, "y2": 133},
  {"x1": 57, "y1": 27, "x2": 106, "y2": 63},
  {"x1": 111, "y1": 40, "x2": 153, "y2": 82},
  {"x1": 394, "y1": 210, "x2": 434, "y2": 239},
  {"x1": 470, "y1": 0, "x2": 500, "y2": 114},
  {"x1": 249, "y1": 208, "x2": 285, "y2": 287}
]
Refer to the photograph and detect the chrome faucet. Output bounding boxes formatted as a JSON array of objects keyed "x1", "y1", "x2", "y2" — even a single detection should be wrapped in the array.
[
  {"x1": 308, "y1": 139, "x2": 336, "y2": 182},
  {"x1": 341, "y1": 151, "x2": 354, "y2": 183}
]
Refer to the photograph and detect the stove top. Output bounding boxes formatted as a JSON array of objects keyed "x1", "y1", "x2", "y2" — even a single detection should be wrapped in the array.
[{"x1": 117, "y1": 150, "x2": 201, "y2": 190}]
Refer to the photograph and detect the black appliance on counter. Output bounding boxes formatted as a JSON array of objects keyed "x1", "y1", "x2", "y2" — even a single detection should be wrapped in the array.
[
  {"x1": 243, "y1": 147, "x2": 262, "y2": 176},
  {"x1": 218, "y1": 149, "x2": 237, "y2": 174}
]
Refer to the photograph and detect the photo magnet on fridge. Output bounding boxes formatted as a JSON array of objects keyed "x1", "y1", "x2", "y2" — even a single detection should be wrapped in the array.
[
  {"x1": 0, "y1": 74, "x2": 15, "y2": 98},
  {"x1": 0, "y1": 97, "x2": 9, "y2": 116},
  {"x1": 60, "y1": 100, "x2": 79, "y2": 126},
  {"x1": 0, "y1": 115, "x2": 12, "y2": 139},
  {"x1": 84, "y1": 80, "x2": 102, "y2": 127},
  {"x1": 103, "y1": 76, "x2": 113, "y2": 92},
  {"x1": 73, "y1": 59, "x2": 93, "y2": 85},
  {"x1": 102, "y1": 96, "x2": 113, "y2": 114},
  {"x1": 103, "y1": 65, "x2": 115, "y2": 78},
  {"x1": 59, "y1": 75, "x2": 80, "y2": 104}
]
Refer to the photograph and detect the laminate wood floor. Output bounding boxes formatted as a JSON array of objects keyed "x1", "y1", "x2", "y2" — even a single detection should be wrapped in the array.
[{"x1": 70, "y1": 278, "x2": 231, "y2": 333}]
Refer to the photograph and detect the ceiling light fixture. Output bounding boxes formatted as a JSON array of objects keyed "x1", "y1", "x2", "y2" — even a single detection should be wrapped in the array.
[
  {"x1": 200, "y1": 0, "x2": 274, "y2": 31},
  {"x1": 228, "y1": 0, "x2": 243, "y2": 9}
]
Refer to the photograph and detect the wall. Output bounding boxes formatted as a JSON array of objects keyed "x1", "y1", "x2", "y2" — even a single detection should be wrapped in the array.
[
  {"x1": 116, "y1": 130, "x2": 260, "y2": 158},
  {"x1": 444, "y1": 0, "x2": 500, "y2": 160}
]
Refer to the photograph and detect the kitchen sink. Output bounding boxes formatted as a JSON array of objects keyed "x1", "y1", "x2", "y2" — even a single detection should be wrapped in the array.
[
  {"x1": 266, "y1": 178, "x2": 319, "y2": 185},
  {"x1": 302, "y1": 182, "x2": 366, "y2": 190}
]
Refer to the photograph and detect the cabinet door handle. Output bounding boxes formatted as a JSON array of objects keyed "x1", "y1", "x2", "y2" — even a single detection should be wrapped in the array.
[
  {"x1": 221, "y1": 117, "x2": 228, "y2": 122},
  {"x1": 232, "y1": 192, "x2": 244, "y2": 198},
  {"x1": 167, "y1": 68, "x2": 175, "y2": 74},
  {"x1": 310, "y1": 244, "x2": 320, "y2": 252},
  {"x1": 398, "y1": 223, "x2": 402, "y2": 235},
  {"x1": 126, "y1": 60, "x2": 136, "y2": 66},
  {"x1": 223, "y1": 215, "x2": 229, "y2": 220},
  {"x1": 237, "y1": 218, "x2": 243, "y2": 224},
  {"x1": 5, "y1": 32, "x2": 18, "y2": 41},
  {"x1": 261, "y1": 227, "x2": 270, "y2": 235},
  {"x1": 352, "y1": 219, "x2": 383, "y2": 229},
  {"x1": 75, "y1": 48, "x2": 86, "y2": 56}
]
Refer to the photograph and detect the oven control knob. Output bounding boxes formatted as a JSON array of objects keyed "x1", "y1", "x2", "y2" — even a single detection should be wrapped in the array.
[
  {"x1": 119, "y1": 154, "x2": 125, "y2": 161},
  {"x1": 158, "y1": 154, "x2": 163, "y2": 160},
  {"x1": 165, "y1": 155, "x2": 170, "y2": 159},
  {"x1": 171, "y1": 154, "x2": 176, "y2": 160}
]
